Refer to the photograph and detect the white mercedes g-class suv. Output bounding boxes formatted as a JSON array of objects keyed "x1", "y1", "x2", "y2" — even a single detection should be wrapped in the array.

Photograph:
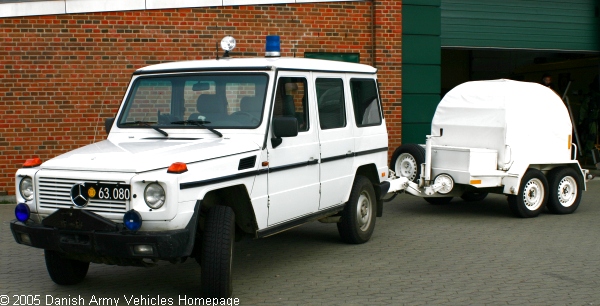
[{"x1": 11, "y1": 37, "x2": 390, "y2": 298}]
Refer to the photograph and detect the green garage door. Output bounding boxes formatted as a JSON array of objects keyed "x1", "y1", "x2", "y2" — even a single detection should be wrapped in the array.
[
  {"x1": 402, "y1": 0, "x2": 441, "y2": 144},
  {"x1": 442, "y1": 0, "x2": 600, "y2": 52}
]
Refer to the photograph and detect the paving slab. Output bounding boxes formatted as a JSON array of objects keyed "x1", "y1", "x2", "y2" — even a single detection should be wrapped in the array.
[{"x1": 2, "y1": 180, "x2": 600, "y2": 305}]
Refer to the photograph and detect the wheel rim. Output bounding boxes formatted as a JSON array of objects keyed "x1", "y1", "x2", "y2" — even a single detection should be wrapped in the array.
[
  {"x1": 356, "y1": 191, "x2": 372, "y2": 231},
  {"x1": 522, "y1": 178, "x2": 544, "y2": 211},
  {"x1": 556, "y1": 176, "x2": 577, "y2": 207},
  {"x1": 396, "y1": 153, "x2": 417, "y2": 181}
]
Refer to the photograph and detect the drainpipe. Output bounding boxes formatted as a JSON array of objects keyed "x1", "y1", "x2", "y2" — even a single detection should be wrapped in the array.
[{"x1": 371, "y1": 0, "x2": 376, "y2": 68}]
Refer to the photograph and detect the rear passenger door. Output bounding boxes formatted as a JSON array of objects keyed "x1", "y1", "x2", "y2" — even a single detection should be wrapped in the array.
[{"x1": 314, "y1": 75, "x2": 355, "y2": 210}]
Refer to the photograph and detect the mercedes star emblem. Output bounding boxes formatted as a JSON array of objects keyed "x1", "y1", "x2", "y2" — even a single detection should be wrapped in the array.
[{"x1": 70, "y1": 183, "x2": 89, "y2": 207}]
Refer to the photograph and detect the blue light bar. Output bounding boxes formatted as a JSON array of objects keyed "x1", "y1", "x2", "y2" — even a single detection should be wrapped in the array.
[{"x1": 265, "y1": 35, "x2": 281, "y2": 57}]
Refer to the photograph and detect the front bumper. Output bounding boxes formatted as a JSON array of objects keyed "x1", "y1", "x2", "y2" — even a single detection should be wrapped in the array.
[{"x1": 10, "y1": 208, "x2": 196, "y2": 264}]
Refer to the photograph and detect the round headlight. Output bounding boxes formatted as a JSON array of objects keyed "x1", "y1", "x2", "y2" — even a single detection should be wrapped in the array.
[
  {"x1": 19, "y1": 177, "x2": 34, "y2": 201},
  {"x1": 144, "y1": 183, "x2": 165, "y2": 209}
]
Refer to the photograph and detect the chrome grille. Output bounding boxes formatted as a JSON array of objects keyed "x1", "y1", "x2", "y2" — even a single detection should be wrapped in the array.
[{"x1": 37, "y1": 177, "x2": 128, "y2": 214}]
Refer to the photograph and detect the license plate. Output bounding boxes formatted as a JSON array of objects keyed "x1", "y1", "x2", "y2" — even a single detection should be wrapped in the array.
[{"x1": 84, "y1": 183, "x2": 131, "y2": 201}]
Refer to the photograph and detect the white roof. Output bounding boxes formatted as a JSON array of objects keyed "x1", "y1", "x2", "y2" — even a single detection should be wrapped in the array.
[
  {"x1": 431, "y1": 79, "x2": 573, "y2": 169},
  {"x1": 135, "y1": 57, "x2": 377, "y2": 74}
]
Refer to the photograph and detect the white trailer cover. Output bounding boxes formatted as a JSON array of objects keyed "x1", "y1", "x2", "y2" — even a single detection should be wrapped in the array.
[{"x1": 431, "y1": 79, "x2": 572, "y2": 171}]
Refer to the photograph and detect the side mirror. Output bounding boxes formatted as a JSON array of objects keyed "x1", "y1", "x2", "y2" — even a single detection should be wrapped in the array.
[
  {"x1": 105, "y1": 117, "x2": 115, "y2": 135},
  {"x1": 271, "y1": 117, "x2": 298, "y2": 148}
]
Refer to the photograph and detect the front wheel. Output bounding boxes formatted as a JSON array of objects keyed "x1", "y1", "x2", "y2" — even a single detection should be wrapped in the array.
[
  {"x1": 337, "y1": 176, "x2": 377, "y2": 244},
  {"x1": 44, "y1": 250, "x2": 89, "y2": 285},
  {"x1": 507, "y1": 169, "x2": 548, "y2": 218},
  {"x1": 546, "y1": 167, "x2": 582, "y2": 214},
  {"x1": 201, "y1": 205, "x2": 235, "y2": 298}
]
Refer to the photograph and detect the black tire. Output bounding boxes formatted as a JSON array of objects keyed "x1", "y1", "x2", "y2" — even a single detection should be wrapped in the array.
[
  {"x1": 201, "y1": 205, "x2": 235, "y2": 298},
  {"x1": 337, "y1": 176, "x2": 377, "y2": 244},
  {"x1": 507, "y1": 169, "x2": 548, "y2": 218},
  {"x1": 44, "y1": 250, "x2": 89, "y2": 285},
  {"x1": 546, "y1": 167, "x2": 583, "y2": 214},
  {"x1": 460, "y1": 191, "x2": 488, "y2": 202},
  {"x1": 424, "y1": 197, "x2": 453, "y2": 205},
  {"x1": 390, "y1": 143, "x2": 425, "y2": 183}
]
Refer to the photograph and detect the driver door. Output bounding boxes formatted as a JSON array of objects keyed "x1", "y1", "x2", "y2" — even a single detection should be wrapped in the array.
[{"x1": 266, "y1": 72, "x2": 320, "y2": 226}]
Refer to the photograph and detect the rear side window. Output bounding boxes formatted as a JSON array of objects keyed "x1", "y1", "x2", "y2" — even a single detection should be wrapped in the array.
[
  {"x1": 350, "y1": 79, "x2": 382, "y2": 127},
  {"x1": 316, "y1": 78, "x2": 346, "y2": 130}
]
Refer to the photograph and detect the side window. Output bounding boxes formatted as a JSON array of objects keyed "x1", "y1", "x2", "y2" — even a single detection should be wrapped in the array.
[
  {"x1": 350, "y1": 78, "x2": 382, "y2": 127},
  {"x1": 315, "y1": 78, "x2": 346, "y2": 129},
  {"x1": 273, "y1": 77, "x2": 309, "y2": 132}
]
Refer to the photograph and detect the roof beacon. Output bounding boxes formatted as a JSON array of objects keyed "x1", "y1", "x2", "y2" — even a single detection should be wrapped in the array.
[
  {"x1": 265, "y1": 35, "x2": 280, "y2": 57},
  {"x1": 220, "y1": 36, "x2": 236, "y2": 58}
]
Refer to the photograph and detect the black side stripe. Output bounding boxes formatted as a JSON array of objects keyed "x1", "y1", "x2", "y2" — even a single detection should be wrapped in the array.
[
  {"x1": 179, "y1": 147, "x2": 387, "y2": 190},
  {"x1": 180, "y1": 170, "x2": 262, "y2": 190},
  {"x1": 321, "y1": 146, "x2": 388, "y2": 164},
  {"x1": 268, "y1": 159, "x2": 319, "y2": 173}
]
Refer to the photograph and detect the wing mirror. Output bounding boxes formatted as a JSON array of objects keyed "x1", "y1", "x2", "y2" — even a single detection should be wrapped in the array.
[{"x1": 271, "y1": 117, "x2": 298, "y2": 148}]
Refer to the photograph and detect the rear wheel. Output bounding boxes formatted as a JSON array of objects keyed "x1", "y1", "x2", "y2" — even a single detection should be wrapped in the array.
[
  {"x1": 44, "y1": 250, "x2": 89, "y2": 285},
  {"x1": 390, "y1": 144, "x2": 425, "y2": 183},
  {"x1": 546, "y1": 167, "x2": 582, "y2": 214},
  {"x1": 507, "y1": 169, "x2": 548, "y2": 218},
  {"x1": 337, "y1": 176, "x2": 377, "y2": 244},
  {"x1": 201, "y1": 205, "x2": 235, "y2": 298}
]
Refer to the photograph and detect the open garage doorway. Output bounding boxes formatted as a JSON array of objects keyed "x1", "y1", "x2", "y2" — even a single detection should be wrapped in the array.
[{"x1": 441, "y1": 49, "x2": 600, "y2": 166}]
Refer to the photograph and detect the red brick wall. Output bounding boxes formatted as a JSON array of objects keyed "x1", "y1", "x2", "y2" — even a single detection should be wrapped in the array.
[{"x1": 0, "y1": 1, "x2": 402, "y2": 195}]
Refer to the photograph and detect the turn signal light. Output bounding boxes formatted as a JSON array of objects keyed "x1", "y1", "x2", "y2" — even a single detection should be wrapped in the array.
[
  {"x1": 23, "y1": 158, "x2": 42, "y2": 168},
  {"x1": 167, "y1": 162, "x2": 188, "y2": 174}
]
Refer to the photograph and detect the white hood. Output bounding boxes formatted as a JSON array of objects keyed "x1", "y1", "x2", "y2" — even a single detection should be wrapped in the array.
[{"x1": 41, "y1": 138, "x2": 261, "y2": 173}]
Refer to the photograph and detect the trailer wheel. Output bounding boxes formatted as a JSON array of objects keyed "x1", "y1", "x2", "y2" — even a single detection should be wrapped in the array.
[
  {"x1": 424, "y1": 197, "x2": 453, "y2": 205},
  {"x1": 201, "y1": 205, "x2": 235, "y2": 298},
  {"x1": 337, "y1": 176, "x2": 376, "y2": 244},
  {"x1": 461, "y1": 192, "x2": 488, "y2": 202},
  {"x1": 546, "y1": 167, "x2": 582, "y2": 214},
  {"x1": 507, "y1": 169, "x2": 548, "y2": 218},
  {"x1": 44, "y1": 250, "x2": 89, "y2": 285},
  {"x1": 390, "y1": 144, "x2": 425, "y2": 183}
]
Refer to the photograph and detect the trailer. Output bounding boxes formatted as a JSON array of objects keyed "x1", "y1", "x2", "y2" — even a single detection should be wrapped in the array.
[{"x1": 387, "y1": 79, "x2": 592, "y2": 217}]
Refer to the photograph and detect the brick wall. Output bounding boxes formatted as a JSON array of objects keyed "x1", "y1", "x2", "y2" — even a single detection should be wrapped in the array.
[{"x1": 0, "y1": 1, "x2": 402, "y2": 195}]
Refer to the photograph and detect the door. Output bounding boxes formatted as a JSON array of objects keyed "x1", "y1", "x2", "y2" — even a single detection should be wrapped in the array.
[
  {"x1": 314, "y1": 75, "x2": 355, "y2": 210},
  {"x1": 266, "y1": 72, "x2": 320, "y2": 226}
]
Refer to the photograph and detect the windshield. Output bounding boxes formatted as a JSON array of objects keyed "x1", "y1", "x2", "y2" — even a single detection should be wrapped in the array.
[{"x1": 118, "y1": 73, "x2": 268, "y2": 130}]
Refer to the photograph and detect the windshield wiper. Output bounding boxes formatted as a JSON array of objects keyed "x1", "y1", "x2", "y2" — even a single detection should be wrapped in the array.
[
  {"x1": 120, "y1": 121, "x2": 169, "y2": 137},
  {"x1": 170, "y1": 120, "x2": 223, "y2": 138}
]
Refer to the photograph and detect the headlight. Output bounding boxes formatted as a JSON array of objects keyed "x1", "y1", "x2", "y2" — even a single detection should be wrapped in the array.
[
  {"x1": 19, "y1": 177, "x2": 34, "y2": 201},
  {"x1": 144, "y1": 183, "x2": 165, "y2": 209}
]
